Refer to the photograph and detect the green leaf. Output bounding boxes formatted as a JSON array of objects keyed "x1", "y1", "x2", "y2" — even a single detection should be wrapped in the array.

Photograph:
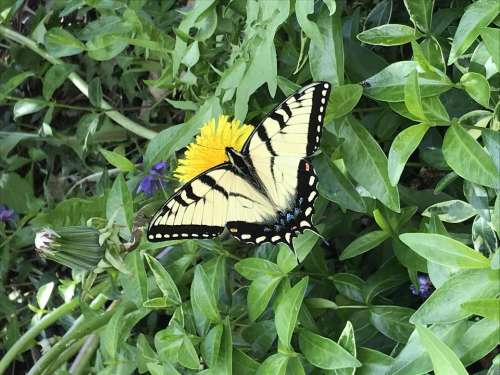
[
  {"x1": 181, "y1": 41, "x2": 200, "y2": 68},
  {"x1": 339, "y1": 116, "x2": 400, "y2": 212},
  {"x1": 256, "y1": 353, "x2": 288, "y2": 375},
  {"x1": 298, "y1": 329, "x2": 361, "y2": 370},
  {"x1": 235, "y1": 258, "x2": 283, "y2": 280},
  {"x1": 404, "y1": 0, "x2": 434, "y2": 33},
  {"x1": 322, "y1": 0, "x2": 336, "y2": 15},
  {"x1": 36, "y1": 282, "x2": 54, "y2": 310},
  {"x1": 233, "y1": 349, "x2": 260, "y2": 375},
  {"x1": 145, "y1": 254, "x2": 181, "y2": 305},
  {"x1": 390, "y1": 96, "x2": 449, "y2": 123},
  {"x1": 309, "y1": 5, "x2": 344, "y2": 86},
  {"x1": 357, "y1": 24, "x2": 417, "y2": 46},
  {"x1": 13, "y1": 99, "x2": 46, "y2": 119},
  {"x1": 106, "y1": 174, "x2": 133, "y2": 240},
  {"x1": 340, "y1": 230, "x2": 390, "y2": 260},
  {"x1": 400, "y1": 233, "x2": 490, "y2": 269},
  {"x1": 201, "y1": 324, "x2": 223, "y2": 368},
  {"x1": 356, "y1": 347, "x2": 394, "y2": 375},
  {"x1": 460, "y1": 72, "x2": 491, "y2": 108},
  {"x1": 313, "y1": 154, "x2": 366, "y2": 213},
  {"x1": 42, "y1": 64, "x2": 73, "y2": 100},
  {"x1": 415, "y1": 324, "x2": 468, "y2": 375},
  {"x1": 179, "y1": 335, "x2": 200, "y2": 369},
  {"x1": 147, "y1": 363, "x2": 180, "y2": 375},
  {"x1": 404, "y1": 70, "x2": 426, "y2": 120},
  {"x1": 325, "y1": 84, "x2": 363, "y2": 120},
  {"x1": 275, "y1": 277, "x2": 308, "y2": 349},
  {"x1": 369, "y1": 306, "x2": 415, "y2": 343},
  {"x1": 422, "y1": 200, "x2": 477, "y2": 223},
  {"x1": 86, "y1": 34, "x2": 128, "y2": 61},
  {"x1": 0, "y1": 72, "x2": 34, "y2": 102},
  {"x1": 331, "y1": 273, "x2": 366, "y2": 303},
  {"x1": 388, "y1": 124, "x2": 430, "y2": 186},
  {"x1": 276, "y1": 245, "x2": 298, "y2": 274},
  {"x1": 119, "y1": 251, "x2": 148, "y2": 307},
  {"x1": 461, "y1": 298, "x2": 500, "y2": 320},
  {"x1": 191, "y1": 265, "x2": 220, "y2": 323},
  {"x1": 334, "y1": 321, "x2": 357, "y2": 375},
  {"x1": 295, "y1": 0, "x2": 322, "y2": 46},
  {"x1": 210, "y1": 318, "x2": 232, "y2": 375},
  {"x1": 247, "y1": 275, "x2": 282, "y2": 321},
  {"x1": 410, "y1": 268, "x2": 498, "y2": 324},
  {"x1": 88, "y1": 77, "x2": 103, "y2": 107},
  {"x1": 443, "y1": 124, "x2": 499, "y2": 189},
  {"x1": 480, "y1": 27, "x2": 500, "y2": 70},
  {"x1": 448, "y1": 0, "x2": 499, "y2": 64},
  {"x1": 100, "y1": 149, "x2": 135, "y2": 172},
  {"x1": 45, "y1": 27, "x2": 85, "y2": 57},
  {"x1": 363, "y1": 61, "x2": 452, "y2": 102}
]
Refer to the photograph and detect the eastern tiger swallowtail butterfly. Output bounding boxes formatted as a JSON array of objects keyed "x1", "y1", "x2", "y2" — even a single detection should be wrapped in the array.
[{"x1": 147, "y1": 81, "x2": 331, "y2": 249}]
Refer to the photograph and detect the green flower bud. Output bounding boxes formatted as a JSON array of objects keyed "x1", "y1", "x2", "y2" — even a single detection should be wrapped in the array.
[{"x1": 35, "y1": 226, "x2": 103, "y2": 271}]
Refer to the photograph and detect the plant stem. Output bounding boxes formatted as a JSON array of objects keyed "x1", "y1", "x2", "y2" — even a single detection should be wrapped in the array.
[
  {"x1": 0, "y1": 299, "x2": 79, "y2": 374},
  {"x1": 68, "y1": 334, "x2": 100, "y2": 375},
  {"x1": 41, "y1": 337, "x2": 87, "y2": 375},
  {"x1": 0, "y1": 25, "x2": 158, "y2": 140}
]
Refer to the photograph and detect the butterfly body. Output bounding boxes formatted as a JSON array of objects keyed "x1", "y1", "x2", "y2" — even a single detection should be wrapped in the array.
[{"x1": 147, "y1": 82, "x2": 331, "y2": 249}]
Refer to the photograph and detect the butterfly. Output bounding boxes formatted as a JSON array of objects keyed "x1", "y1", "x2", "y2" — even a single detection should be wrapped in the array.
[{"x1": 147, "y1": 81, "x2": 331, "y2": 250}]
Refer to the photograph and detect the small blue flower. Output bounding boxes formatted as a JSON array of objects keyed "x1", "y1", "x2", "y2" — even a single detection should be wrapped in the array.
[
  {"x1": 410, "y1": 274, "x2": 433, "y2": 298},
  {"x1": 137, "y1": 161, "x2": 168, "y2": 196},
  {"x1": 0, "y1": 205, "x2": 16, "y2": 223}
]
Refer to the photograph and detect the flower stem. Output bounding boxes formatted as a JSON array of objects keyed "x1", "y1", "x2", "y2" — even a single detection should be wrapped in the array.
[
  {"x1": 68, "y1": 334, "x2": 100, "y2": 375},
  {"x1": 0, "y1": 299, "x2": 79, "y2": 374},
  {"x1": 0, "y1": 25, "x2": 158, "y2": 140}
]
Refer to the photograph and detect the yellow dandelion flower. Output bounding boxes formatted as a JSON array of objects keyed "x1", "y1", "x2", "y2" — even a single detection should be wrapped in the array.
[{"x1": 174, "y1": 115, "x2": 254, "y2": 183}]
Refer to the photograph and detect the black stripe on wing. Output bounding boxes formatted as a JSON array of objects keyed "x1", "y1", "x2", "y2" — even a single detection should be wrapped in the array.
[
  {"x1": 241, "y1": 81, "x2": 331, "y2": 156},
  {"x1": 226, "y1": 159, "x2": 320, "y2": 249},
  {"x1": 147, "y1": 163, "x2": 233, "y2": 242}
]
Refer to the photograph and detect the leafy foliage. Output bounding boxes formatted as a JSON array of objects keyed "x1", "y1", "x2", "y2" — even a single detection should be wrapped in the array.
[{"x1": 0, "y1": 0, "x2": 498, "y2": 374}]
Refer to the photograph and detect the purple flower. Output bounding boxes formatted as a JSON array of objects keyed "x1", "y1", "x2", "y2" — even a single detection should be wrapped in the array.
[
  {"x1": 410, "y1": 274, "x2": 433, "y2": 298},
  {"x1": 0, "y1": 205, "x2": 16, "y2": 223},
  {"x1": 137, "y1": 161, "x2": 168, "y2": 196}
]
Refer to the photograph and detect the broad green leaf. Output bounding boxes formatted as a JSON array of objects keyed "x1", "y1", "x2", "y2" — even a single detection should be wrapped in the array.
[
  {"x1": 309, "y1": 5, "x2": 344, "y2": 86},
  {"x1": 331, "y1": 273, "x2": 366, "y2": 303},
  {"x1": 422, "y1": 200, "x2": 477, "y2": 223},
  {"x1": 364, "y1": 0, "x2": 392, "y2": 29},
  {"x1": 461, "y1": 298, "x2": 500, "y2": 320},
  {"x1": 322, "y1": 0, "x2": 336, "y2": 15},
  {"x1": 404, "y1": 0, "x2": 434, "y2": 33},
  {"x1": 325, "y1": 84, "x2": 363, "y2": 120},
  {"x1": 404, "y1": 70, "x2": 426, "y2": 120},
  {"x1": 356, "y1": 347, "x2": 394, "y2": 375},
  {"x1": 314, "y1": 155, "x2": 366, "y2": 213},
  {"x1": 369, "y1": 306, "x2": 415, "y2": 343},
  {"x1": 340, "y1": 230, "x2": 390, "y2": 260},
  {"x1": 106, "y1": 174, "x2": 133, "y2": 240},
  {"x1": 357, "y1": 24, "x2": 417, "y2": 46},
  {"x1": 13, "y1": 99, "x2": 46, "y2": 119},
  {"x1": 210, "y1": 318, "x2": 232, "y2": 375},
  {"x1": 410, "y1": 268, "x2": 498, "y2": 324},
  {"x1": 256, "y1": 353, "x2": 288, "y2": 375},
  {"x1": 389, "y1": 96, "x2": 449, "y2": 123},
  {"x1": 363, "y1": 61, "x2": 452, "y2": 101},
  {"x1": 182, "y1": 41, "x2": 200, "y2": 68},
  {"x1": 339, "y1": 116, "x2": 400, "y2": 211},
  {"x1": 119, "y1": 251, "x2": 148, "y2": 307},
  {"x1": 247, "y1": 275, "x2": 282, "y2": 321},
  {"x1": 0, "y1": 71, "x2": 34, "y2": 102},
  {"x1": 298, "y1": 330, "x2": 361, "y2": 370},
  {"x1": 233, "y1": 349, "x2": 260, "y2": 375},
  {"x1": 201, "y1": 324, "x2": 223, "y2": 368},
  {"x1": 88, "y1": 77, "x2": 102, "y2": 107},
  {"x1": 235, "y1": 258, "x2": 282, "y2": 280},
  {"x1": 334, "y1": 321, "x2": 357, "y2": 375},
  {"x1": 448, "y1": 0, "x2": 499, "y2": 64},
  {"x1": 100, "y1": 149, "x2": 136, "y2": 172},
  {"x1": 460, "y1": 72, "x2": 491, "y2": 108},
  {"x1": 388, "y1": 124, "x2": 429, "y2": 186},
  {"x1": 144, "y1": 254, "x2": 181, "y2": 304},
  {"x1": 179, "y1": 335, "x2": 200, "y2": 369},
  {"x1": 191, "y1": 265, "x2": 220, "y2": 323},
  {"x1": 480, "y1": 27, "x2": 500, "y2": 70},
  {"x1": 464, "y1": 181, "x2": 490, "y2": 221},
  {"x1": 400, "y1": 233, "x2": 490, "y2": 269},
  {"x1": 144, "y1": 97, "x2": 220, "y2": 168},
  {"x1": 86, "y1": 34, "x2": 129, "y2": 61},
  {"x1": 275, "y1": 277, "x2": 308, "y2": 349},
  {"x1": 295, "y1": 0, "x2": 322, "y2": 46},
  {"x1": 472, "y1": 216, "x2": 497, "y2": 256},
  {"x1": 45, "y1": 27, "x2": 85, "y2": 57},
  {"x1": 276, "y1": 245, "x2": 298, "y2": 274},
  {"x1": 415, "y1": 324, "x2": 468, "y2": 375},
  {"x1": 147, "y1": 363, "x2": 180, "y2": 375},
  {"x1": 42, "y1": 64, "x2": 73, "y2": 100},
  {"x1": 443, "y1": 124, "x2": 499, "y2": 189}
]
